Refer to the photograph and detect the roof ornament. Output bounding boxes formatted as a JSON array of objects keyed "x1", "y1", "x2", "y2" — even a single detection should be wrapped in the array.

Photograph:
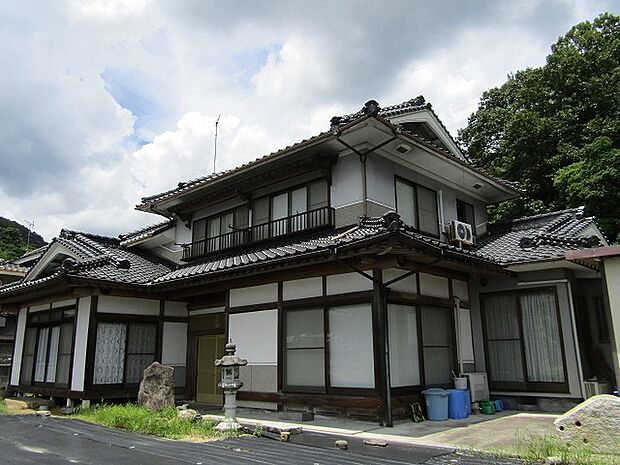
[
  {"x1": 382, "y1": 211, "x2": 403, "y2": 231},
  {"x1": 330, "y1": 116, "x2": 342, "y2": 132},
  {"x1": 362, "y1": 100, "x2": 381, "y2": 116},
  {"x1": 61, "y1": 258, "x2": 79, "y2": 271},
  {"x1": 409, "y1": 95, "x2": 426, "y2": 107}
]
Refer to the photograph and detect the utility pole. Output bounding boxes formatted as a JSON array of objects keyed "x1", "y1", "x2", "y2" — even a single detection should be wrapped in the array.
[{"x1": 213, "y1": 113, "x2": 221, "y2": 174}]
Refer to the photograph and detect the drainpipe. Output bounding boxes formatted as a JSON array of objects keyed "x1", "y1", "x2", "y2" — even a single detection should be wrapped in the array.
[
  {"x1": 361, "y1": 153, "x2": 368, "y2": 217},
  {"x1": 454, "y1": 296, "x2": 464, "y2": 375}
]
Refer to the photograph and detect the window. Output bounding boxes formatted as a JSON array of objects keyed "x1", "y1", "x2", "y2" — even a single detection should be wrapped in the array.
[
  {"x1": 192, "y1": 205, "x2": 249, "y2": 253},
  {"x1": 20, "y1": 307, "x2": 75, "y2": 387},
  {"x1": 481, "y1": 289, "x2": 567, "y2": 392},
  {"x1": 395, "y1": 178, "x2": 439, "y2": 236},
  {"x1": 595, "y1": 298, "x2": 610, "y2": 343},
  {"x1": 283, "y1": 302, "x2": 374, "y2": 392},
  {"x1": 254, "y1": 179, "x2": 329, "y2": 237},
  {"x1": 456, "y1": 200, "x2": 476, "y2": 234},
  {"x1": 93, "y1": 321, "x2": 157, "y2": 385}
]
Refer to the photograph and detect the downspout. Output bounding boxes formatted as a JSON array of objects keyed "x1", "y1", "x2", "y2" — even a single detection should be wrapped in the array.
[
  {"x1": 454, "y1": 296, "x2": 464, "y2": 375},
  {"x1": 361, "y1": 154, "x2": 368, "y2": 217}
]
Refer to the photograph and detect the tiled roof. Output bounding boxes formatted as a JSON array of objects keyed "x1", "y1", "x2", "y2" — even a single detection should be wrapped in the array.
[
  {"x1": 137, "y1": 97, "x2": 522, "y2": 212},
  {"x1": 119, "y1": 220, "x2": 176, "y2": 247},
  {"x1": 331, "y1": 96, "x2": 432, "y2": 127},
  {"x1": 0, "y1": 209, "x2": 604, "y2": 299},
  {"x1": 0, "y1": 261, "x2": 29, "y2": 274},
  {"x1": 137, "y1": 129, "x2": 335, "y2": 207},
  {"x1": 473, "y1": 207, "x2": 603, "y2": 265},
  {"x1": 153, "y1": 213, "x2": 500, "y2": 284},
  {"x1": 0, "y1": 230, "x2": 174, "y2": 296}
]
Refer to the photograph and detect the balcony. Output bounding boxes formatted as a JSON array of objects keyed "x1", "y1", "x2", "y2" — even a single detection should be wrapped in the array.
[{"x1": 183, "y1": 206, "x2": 336, "y2": 261}]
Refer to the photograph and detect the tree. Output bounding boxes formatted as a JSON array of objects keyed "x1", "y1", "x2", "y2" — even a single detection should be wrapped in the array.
[
  {"x1": 459, "y1": 13, "x2": 620, "y2": 240},
  {"x1": 0, "y1": 227, "x2": 28, "y2": 261}
]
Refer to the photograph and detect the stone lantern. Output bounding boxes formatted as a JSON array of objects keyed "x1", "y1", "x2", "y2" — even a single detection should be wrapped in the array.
[{"x1": 214, "y1": 342, "x2": 247, "y2": 432}]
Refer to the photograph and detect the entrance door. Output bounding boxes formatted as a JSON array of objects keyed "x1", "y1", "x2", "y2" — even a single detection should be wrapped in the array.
[{"x1": 196, "y1": 334, "x2": 226, "y2": 405}]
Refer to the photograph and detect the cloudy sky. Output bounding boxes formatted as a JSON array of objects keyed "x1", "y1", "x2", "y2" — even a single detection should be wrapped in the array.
[{"x1": 0, "y1": 0, "x2": 615, "y2": 241}]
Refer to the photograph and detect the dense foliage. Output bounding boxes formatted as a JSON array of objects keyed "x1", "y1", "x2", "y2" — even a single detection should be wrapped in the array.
[
  {"x1": 0, "y1": 217, "x2": 46, "y2": 261},
  {"x1": 459, "y1": 13, "x2": 620, "y2": 241}
]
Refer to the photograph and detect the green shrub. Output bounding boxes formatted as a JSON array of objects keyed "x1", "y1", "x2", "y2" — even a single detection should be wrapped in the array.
[
  {"x1": 0, "y1": 401, "x2": 6, "y2": 415},
  {"x1": 75, "y1": 404, "x2": 218, "y2": 440}
]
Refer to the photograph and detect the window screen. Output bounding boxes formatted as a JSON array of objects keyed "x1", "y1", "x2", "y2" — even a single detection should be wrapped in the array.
[
  {"x1": 284, "y1": 308, "x2": 325, "y2": 389},
  {"x1": 328, "y1": 304, "x2": 375, "y2": 388},
  {"x1": 388, "y1": 304, "x2": 420, "y2": 387},
  {"x1": 421, "y1": 305, "x2": 454, "y2": 386}
]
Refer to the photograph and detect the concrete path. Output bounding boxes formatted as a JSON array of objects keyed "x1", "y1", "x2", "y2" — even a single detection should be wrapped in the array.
[{"x1": 201, "y1": 407, "x2": 558, "y2": 451}]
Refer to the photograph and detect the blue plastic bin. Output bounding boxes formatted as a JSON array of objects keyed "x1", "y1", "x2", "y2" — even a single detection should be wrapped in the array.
[
  {"x1": 447, "y1": 389, "x2": 468, "y2": 419},
  {"x1": 422, "y1": 388, "x2": 449, "y2": 421},
  {"x1": 463, "y1": 389, "x2": 472, "y2": 415}
]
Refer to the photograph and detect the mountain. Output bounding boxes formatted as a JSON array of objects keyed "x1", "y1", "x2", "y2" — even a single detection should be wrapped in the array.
[{"x1": 0, "y1": 217, "x2": 47, "y2": 261}]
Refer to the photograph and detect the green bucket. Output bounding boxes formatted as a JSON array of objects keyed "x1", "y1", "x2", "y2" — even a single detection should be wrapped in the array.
[{"x1": 481, "y1": 400, "x2": 496, "y2": 415}]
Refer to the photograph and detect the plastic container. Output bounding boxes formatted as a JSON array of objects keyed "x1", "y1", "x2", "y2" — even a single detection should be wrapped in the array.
[
  {"x1": 447, "y1": 389, "x2": 468, "y2": 419},
  {"x1": 422, "y1": 388, "x2": 449, "y2": 421},
  {"x1": 463, "y1": 389, "x2": 472, "y2": 415},
  {"x1": 481, "y1": 400, "x2": 496, "y2": 415},
  {"x1": 453, "y1": 377, "x2": 468, "y2": 390},
  {"x1": 494, "y1": 399, "x2": 504, "y2": 412}
]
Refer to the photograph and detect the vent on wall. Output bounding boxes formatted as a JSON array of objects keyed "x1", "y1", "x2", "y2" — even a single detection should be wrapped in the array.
[{"x1": 396, "y1": 143, "x2": 411, "y2": 154}]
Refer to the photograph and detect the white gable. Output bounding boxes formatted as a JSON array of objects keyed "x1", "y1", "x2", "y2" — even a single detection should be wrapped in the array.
[
  {"x1": 387, "y1": 108, "x2": 465, "y2": 160},
  {"x1": 23, "y1": 242, "x2": 79, "y2": 282}
]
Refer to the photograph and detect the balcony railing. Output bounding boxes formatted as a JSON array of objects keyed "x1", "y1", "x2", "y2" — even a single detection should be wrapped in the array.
[{"x1": 183, "y1": 206, "x2": 335, "y2": 261}]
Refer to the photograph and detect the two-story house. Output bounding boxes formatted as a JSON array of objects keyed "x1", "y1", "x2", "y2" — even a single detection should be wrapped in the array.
[{"x1": 0, "y1": 97, "x2": 614, "y2": 425}]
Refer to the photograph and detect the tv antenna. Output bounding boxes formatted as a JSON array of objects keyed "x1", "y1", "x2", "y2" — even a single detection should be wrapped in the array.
[
  {"x1": 213, "y1": 113, "x2": 221, "y2": 174},
  {"x1": 23, "y1": 219, "x2": 35, "y2": 250}
]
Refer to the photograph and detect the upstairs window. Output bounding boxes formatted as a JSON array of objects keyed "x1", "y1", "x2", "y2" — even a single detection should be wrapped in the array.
[
  {"x1": 192, "y1": 205, "x2": 249, "y2": 252},
  {"x1": 253, "y1": 179, "x2": 329, "y2": 237},
  {"x1": 395, "y1": 177, "x2": 439, "y2": 237},
  {"x1": 456, "y1": 200, "x2": 476, "y2": 234}
]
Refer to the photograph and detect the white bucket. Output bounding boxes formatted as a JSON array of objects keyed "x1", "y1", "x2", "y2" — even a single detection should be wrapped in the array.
[{"x1": 454, "y1": 377, "x2": 468, "y2": 390}]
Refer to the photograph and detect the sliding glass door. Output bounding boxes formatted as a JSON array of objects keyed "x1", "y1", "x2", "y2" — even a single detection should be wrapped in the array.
[{"x1": 482, "y1": 288, "x2": 567, "y2": 392}]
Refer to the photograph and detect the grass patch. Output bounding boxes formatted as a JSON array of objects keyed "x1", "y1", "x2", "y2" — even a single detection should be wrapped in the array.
[
  {"x1": 74, "y1": 404, "x2": 220, "y2": 441},
  {"x1": 0, "y1": 400, "x2": 6, "y2": 415},
  {"x1": 507, "y1": 433, "x2": 620, "y2": 465}
]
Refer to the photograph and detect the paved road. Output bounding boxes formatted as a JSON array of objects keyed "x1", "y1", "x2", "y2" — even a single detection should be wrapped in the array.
[{"x1": 0, "y1": 414, "x2": 450, "y2": 465}]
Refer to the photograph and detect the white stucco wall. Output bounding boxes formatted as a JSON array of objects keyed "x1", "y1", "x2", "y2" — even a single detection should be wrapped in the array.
[
  {"x1": 71, "y1": 296, "x2": 91, "y2": 392},
  {"x1": 229, "y1": 309, "x2": 278, "y2": 365},
  {"x1": 326, "y1": 272, "x2": 373, "y2": 295},
  {"x1": 383, "y1": 268, "x2": 417, "y2": 294},
  {"x1": 283, "y1": 277, "x2": 323, "y2": 300},
  {"x1": 9, "y1": 308, "x2": 27, "y2": 386},
  {"x1": 229, "y1": 283, "x2": 278, "y2": 307},
  {"x1": 165, "y1": 301, "x2": 188, "y2": 317},
  {"x1": 162, "y1": 322, "x2": 188, "y2": 366},
  {"x1": 419, "y1": 273, "x2": 450, "y2": 299},
  {"x1": 603, "y1": 257, "x2": 620, "y2": 389},
  {"x1": 97, "y1": 295, "x2": 160, "y2": 315}
]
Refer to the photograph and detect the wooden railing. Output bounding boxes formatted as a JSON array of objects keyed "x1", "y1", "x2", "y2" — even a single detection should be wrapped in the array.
[{"x1": 183, "y1": 206, "x2": 335, "y2": 261}]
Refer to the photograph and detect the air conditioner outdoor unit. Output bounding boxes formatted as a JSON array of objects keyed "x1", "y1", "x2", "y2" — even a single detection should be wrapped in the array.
[
  {"x1": 583, "y1": 381, "x2": 612, "y2": 399},
  {"x1": 449, "y1": 220, "x2": 475, "y2": 245},
  {"x1": 466, "y1": 372, "x2": 490, "y2": 402}
]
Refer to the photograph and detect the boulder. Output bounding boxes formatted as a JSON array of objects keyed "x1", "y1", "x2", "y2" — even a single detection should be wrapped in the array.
[
  {"x1": 554, "y1": 394, "x2": 620, "y2": 454},
  {"x1": 137, "y1": 362, "x2": 175, "y2": 411},
  {"x1": 177, "y1": 408, "x2": 200, "y2": 421}
]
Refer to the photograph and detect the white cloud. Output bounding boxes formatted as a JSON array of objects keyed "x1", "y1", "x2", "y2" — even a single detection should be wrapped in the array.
[{"x1": 0, "y1": 0, "x2": 615, "y2": 241}]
